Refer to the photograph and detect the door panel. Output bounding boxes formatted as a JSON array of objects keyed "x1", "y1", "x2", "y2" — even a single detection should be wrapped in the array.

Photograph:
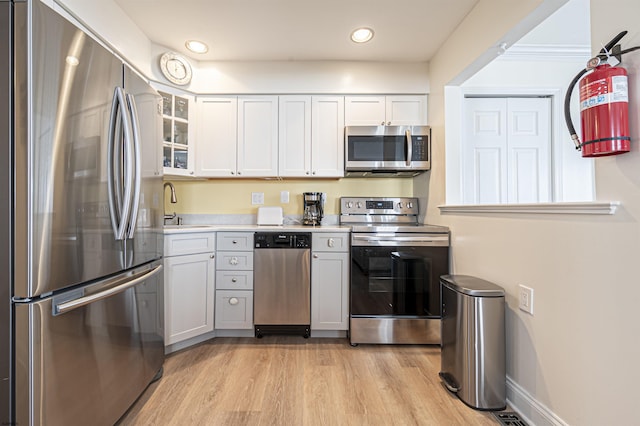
[
  {"x1": 14, "y1": 261, "x2": 163, "y2": 426},
  {"x1": 17, "y1": 1, "x2": 124, "y2": 298}
]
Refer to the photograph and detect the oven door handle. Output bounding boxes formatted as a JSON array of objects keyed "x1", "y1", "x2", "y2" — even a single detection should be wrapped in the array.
[{"x1": 352, "y1": 234, "x2": 449, "y2": 246}]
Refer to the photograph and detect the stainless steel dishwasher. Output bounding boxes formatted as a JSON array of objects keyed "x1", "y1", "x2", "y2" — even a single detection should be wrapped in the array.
[{"x1": 253, "y1": 232, "x2": 311, "y2": 338}]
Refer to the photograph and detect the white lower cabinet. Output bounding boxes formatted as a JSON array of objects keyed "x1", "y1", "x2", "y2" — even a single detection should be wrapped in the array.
[
  {"x1": 215, "y1": 232, "x2": 255, "y2": 330},
  {"x1": 311, "y1": 233, "x2": 350, "y2": 331},
  {"x1": 164, "y1": 232, "x2": 216, "y2": 345}
]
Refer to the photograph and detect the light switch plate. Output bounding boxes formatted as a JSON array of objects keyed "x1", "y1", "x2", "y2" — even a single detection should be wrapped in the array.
[
  {"x1": 518, "y1": 285, "x2": 534, "y2": 315},
  {"x1": 280, "y1": 191, "x2": 289, "y2": 203}
]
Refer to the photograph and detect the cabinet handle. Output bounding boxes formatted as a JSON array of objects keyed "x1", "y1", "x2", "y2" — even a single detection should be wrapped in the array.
[
  {"x1": 231, "y1": 278, "x2": 237, "y2": 282},
  {"x1": 237, "y1": 171, "x2": 242, "y2": 175},
  {"x1": 232, "y1": 240, "x2": 238, "y2": 244},
  {"x1": 229, "y1": 297, "x2": 239, "y2": 305},
  {"x1": 189, "y1": 171, "x2": 194, "y2": 175},
  {"x1": 381, "y1": 121, "x2": 385, "y2": 125},
  {"x1": 210, "y1": 254, "x2": 215, "y2": 259},
  {"x1": 313, "y1": 254, "x2": 319, "y2": 258},
  {"x1": 306, "y1": 171, "x2": 309, "y2": 175},
  {"x1": 312, "y1": 171, "x2": 316, "y2": 175},
  {"x1": 328, "y1": 238, "x2": 335, "y2": 248},
  {"x1": 229, "y1": 256, "x2": 239, "y2": 265},
  {"x1": 387, "y1": 121, "x2": 391, "y2": 125},
  {"x1": 231, "y1": 171, "x2": 234, "y2": 175}
]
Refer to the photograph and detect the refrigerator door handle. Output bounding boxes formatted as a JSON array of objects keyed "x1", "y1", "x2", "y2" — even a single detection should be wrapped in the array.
[
  {"x1": 125, "y1": 93, "x2": 142, "y2": 239},
  {"x1": 53, "y1": 264, "x2": 163, "y2": 315},
  {"x1": 107, "y1": 87, "x2": 134, "y2": 241}
]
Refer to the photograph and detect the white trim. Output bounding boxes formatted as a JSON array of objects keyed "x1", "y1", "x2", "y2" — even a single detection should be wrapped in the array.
[
  {"x1": 498, "y1": 43, "x2": 591, "y2": 61},
  {"x1": 438, "y1": 201, "x2": 619, "y2": 215},
  {"x1": 506, "y1": 376, "x2": 569, "y2": 426}
]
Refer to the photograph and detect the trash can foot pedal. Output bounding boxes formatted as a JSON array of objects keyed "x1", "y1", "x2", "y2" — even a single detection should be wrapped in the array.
[{"x1": 438, "y1": 371, "x2": 460, "y2": 392}]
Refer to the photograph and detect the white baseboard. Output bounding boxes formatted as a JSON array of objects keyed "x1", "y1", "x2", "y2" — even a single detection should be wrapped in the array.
[{"x1": 506, "y1": 376, "x2": 568, "y2": 426}]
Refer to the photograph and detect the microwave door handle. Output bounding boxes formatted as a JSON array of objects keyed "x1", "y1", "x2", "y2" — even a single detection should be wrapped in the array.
[{"x1": 405, "y1": 129, "x2": 412, "y2": 166}]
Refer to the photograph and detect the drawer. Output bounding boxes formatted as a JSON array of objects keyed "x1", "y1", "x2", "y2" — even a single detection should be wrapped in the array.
[
  {"x1": 312, "y1": 233, "x2": 349, "y2": 253},
  {"x1": 217, "y1": 232, "x2": 254, "y2": 251},
  {"x1": 216, "y1": 270, "x2": 254, "y2": 290},
  {"x1": 165, "y1": 232, "x2": 216, "y2": 257},
  {"x1": 215, "y1": 290, "x2": 253, "y2": 329},
  {"x1": 216, "y1": 251, "x2": 254, "y2": 271}
]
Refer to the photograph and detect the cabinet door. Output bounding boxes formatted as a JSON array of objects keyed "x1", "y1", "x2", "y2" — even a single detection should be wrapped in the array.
[
  {"x1": 237, "y1": 96, "x2": 278, "y2": 177},
  {"x1": 158, "y1": 89, "x2": 195, "y2": 177},
  {"x1": 279, "y1": 95, "x2": 312, "y2": 177},
  {"x1": 311, "y1": 252, "x2": 349, "y2": 330},
  {"x1": 215, "y1": 290, "x2": 254, "y2": 329},
  {"x1": 196, "y1": 96, "x2": 238, "y2": 177},
  {"x1": 311, "y1": 96, "x2": 345, "y2": 177},
  {"x1": 385, "y1": 95, "x2": 428, "y2": 125},
  {"x1": 344, "y1": 96, "x2": 386, "y2": 126},
  {"x1": 164, "y1": 252, "x2": 215, "y2": 345}
]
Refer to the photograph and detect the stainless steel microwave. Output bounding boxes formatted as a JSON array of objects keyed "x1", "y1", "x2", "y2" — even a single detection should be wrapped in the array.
[{"x1": 344, "y1": 125, "x2": 431, "y2": 177}]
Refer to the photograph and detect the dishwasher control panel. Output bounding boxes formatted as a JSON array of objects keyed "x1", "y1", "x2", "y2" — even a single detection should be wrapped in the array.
[{"x1": 254, "y1": 232, "x2": 311, "y2": 249}]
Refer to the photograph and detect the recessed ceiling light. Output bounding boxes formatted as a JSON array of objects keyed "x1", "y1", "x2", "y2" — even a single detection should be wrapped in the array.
[
  {"x1": 350, "y1": 27, "x2": 374, "y2": 43},
  {"x1": 185, "y1": 40, "x2": 209, "y2": 54}
]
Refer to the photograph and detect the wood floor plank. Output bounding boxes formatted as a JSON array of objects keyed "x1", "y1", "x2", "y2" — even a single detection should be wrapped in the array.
[{"x1": 118, "y1": 337, "x2": 500, "y2": 425}]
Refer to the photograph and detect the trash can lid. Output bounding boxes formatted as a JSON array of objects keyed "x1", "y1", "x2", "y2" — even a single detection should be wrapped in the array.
[{"x1": 440, "y1": 274, "x2": 505, "y2": 297}]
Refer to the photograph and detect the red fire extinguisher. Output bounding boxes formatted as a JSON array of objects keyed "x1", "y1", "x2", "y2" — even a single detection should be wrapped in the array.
[{"x1": 564, "y1": 31, "x2": 639, "y2": 157}]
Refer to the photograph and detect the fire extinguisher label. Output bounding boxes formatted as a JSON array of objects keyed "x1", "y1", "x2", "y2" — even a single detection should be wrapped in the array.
[{"x1": 580, "y1": 75, "x2": 628, "y2": 111}]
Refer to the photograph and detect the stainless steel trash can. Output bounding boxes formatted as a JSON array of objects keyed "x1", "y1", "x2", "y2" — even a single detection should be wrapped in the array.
[{"x1": 439, "y1": 275, "x2": 506, "y2": 411}]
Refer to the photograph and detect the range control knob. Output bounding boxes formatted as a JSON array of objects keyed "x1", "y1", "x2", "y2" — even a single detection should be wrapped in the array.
[
  {"x1": 397, "y1": 202, "x2": 403, "y2": 209},
  {"x1": 356, "y1": 202, "x2": 363, "y2": 209},
  {"x1": 407, "y1": 202, "x2": 414, "y2": 208},
  {"x1": 347, "y1": 201, "x2": 354, "y2": 208}
]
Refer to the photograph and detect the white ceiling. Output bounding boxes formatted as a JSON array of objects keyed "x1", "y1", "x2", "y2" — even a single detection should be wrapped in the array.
[{"x1": 113, "y1": 0, "x2": 479, "y2": 62}]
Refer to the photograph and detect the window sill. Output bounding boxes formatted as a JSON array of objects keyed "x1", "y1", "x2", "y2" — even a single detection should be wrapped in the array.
[{"x1": 438, "y1": 201, "x2": 620, "y2": 215}]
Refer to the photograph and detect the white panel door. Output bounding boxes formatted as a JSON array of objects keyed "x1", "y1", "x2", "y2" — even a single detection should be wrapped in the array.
[
  {"x1": 507, "y1": 98, "x2": 551, "y2": 203},
  {"x1": 463, "y1": 97, "x2": 551, "y2": 204},
  {"x1": 196, "y1": 96, "x2": 238, "y2": 177},
  {"x1": 278, "y1": 95, "x2": 312, "y2": 177},
  {"x1": 311, "y1": 96, "x2": 345, "y2": 177},
  {"x1": 237, "y1": 96, "x2": 279, "y2": 177},
  {"x1": 463, "y1": 98, "x2": 507, "y2": 204}
]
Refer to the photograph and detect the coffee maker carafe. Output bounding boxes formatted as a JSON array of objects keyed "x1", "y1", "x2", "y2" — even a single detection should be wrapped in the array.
[{"x1": 302, "y1": 192, "x2": 325, "y2": 226}]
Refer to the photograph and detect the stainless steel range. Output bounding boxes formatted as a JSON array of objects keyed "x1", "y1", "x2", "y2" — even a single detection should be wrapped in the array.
[{"x1": 340, "y1": 197, "x2": 450, "y2": 345}]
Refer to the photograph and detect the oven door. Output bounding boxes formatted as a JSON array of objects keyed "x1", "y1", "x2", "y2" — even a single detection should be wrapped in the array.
[{"x1": 350, "y1": 234, "x2": 449, "y2": 318}]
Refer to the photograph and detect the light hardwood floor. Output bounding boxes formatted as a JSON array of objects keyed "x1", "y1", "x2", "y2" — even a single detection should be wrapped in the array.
[{"x1": 118, "y1": 337, "x2": 500, "y2": 425}]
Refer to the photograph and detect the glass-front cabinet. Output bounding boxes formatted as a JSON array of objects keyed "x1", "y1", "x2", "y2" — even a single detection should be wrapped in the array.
[{"x1": 159, "y1": 89, "x2": 194, "y2": 176}]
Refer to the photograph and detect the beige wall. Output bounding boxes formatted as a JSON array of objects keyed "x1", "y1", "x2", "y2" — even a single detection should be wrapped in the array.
[
  {"x1": 423, "y1": 0, "x2": 640, "y2": 424},
  {"x1": 165, "y1": 178, "x2": 412, "y2": 215}
]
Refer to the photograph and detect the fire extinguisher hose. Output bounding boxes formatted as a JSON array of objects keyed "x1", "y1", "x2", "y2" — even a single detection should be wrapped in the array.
[{"x1": 564, "y1": 68, "x2": 588, "y2": 150}]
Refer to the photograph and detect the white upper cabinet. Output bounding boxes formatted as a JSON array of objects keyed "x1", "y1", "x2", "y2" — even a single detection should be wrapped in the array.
[
  {"x1": 196, "y1": 96, "x2": 238, "y2": 177},
  {"x1": 278, "y1": 95, "x2": 344, "y2": 178},
  {"x1": 156, "y1": 86, "x2": 196, "y2": 176},
  {"x1": 311, "y1": 96, "x2": 344, "y2": 177},
  {"x1": 345, "y1": 95, "x2": 427, "y2": 126},
  {"x1": 278, "y1": 96, "x2": 312, "y2": 177},
  {"x1": 237, "y1": 96, "x2": 279, "y2": 177}
]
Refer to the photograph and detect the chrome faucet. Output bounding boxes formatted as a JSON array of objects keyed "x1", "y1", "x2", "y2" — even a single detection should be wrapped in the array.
[{"x1": 164, "y1": 182, "x2": 178, "y2": 224}]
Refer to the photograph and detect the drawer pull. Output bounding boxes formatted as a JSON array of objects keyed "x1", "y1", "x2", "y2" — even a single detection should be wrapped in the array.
[
  {"x1": 328, "y1": 238, "x2": 335, "y2": 248},
  {"x1": 232, "y1": 240, "x2": 238, "y2": 244},
  {"x1": 231, "y1": 278, "x2": 237, "y2": 282},
  {"x1": 229, "y1": 297, "x2": 239, "y2": 305},
  {"x1": 210, "y1": 254, "x2": 215, "y2": 259},
  {"x1": 229, "y1": 256, "x2": 238, "y2": 265},
  {"x1": 313, "y1": 254, "x2": 319, "y2": 259}
]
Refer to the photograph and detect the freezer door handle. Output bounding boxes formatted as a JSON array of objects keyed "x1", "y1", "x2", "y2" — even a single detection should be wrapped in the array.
[{"x1": 53, "y1": 264, "x2": 163, "y2": 315}]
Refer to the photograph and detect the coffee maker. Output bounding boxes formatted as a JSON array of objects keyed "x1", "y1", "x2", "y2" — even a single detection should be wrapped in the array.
[{"x1": 302, "y1": 192, "x2": 325, "y2": 226}]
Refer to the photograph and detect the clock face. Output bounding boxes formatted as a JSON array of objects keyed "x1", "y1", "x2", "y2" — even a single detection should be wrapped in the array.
[{"x1": 160, "y1": 52, "x2": 192, "y2": 86}]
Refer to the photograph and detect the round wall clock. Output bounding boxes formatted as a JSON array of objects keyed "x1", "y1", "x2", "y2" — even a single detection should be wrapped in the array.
[{"x1": 159, "y1": 52, "x2": 192, "y2": 86}]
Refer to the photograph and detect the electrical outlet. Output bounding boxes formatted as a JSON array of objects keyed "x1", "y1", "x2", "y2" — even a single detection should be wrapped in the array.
[
  {"x1": 280, "y1": 191, "x2": 289, "y2": 203},
  {"x1": 251, "y1": 192, "x2": 264, "y2": 205},
  {"x1": 518, "y1": 285, "x2": 534, "y2": 315}
]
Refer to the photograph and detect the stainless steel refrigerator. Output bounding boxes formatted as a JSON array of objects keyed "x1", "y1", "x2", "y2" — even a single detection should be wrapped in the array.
[{"x1": 0, "y1": 1, "x2": 165, "y2": 424}]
